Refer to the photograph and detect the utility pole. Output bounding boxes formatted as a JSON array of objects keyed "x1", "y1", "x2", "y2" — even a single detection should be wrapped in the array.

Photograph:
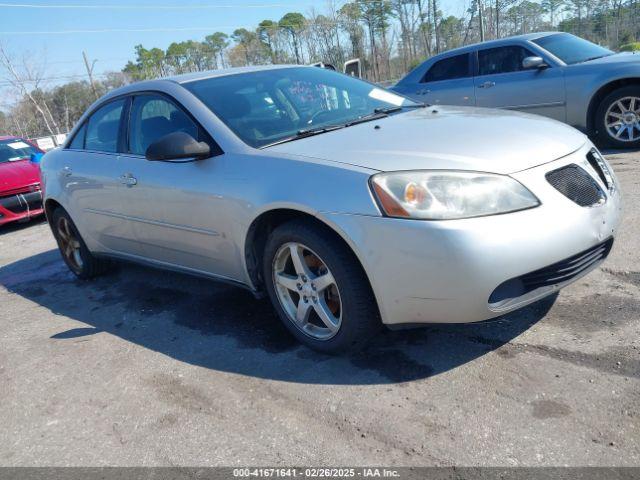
[
  {"x1": 82, "y1": 51, "x2": 99, "y2": 101},
  {"x1": 432, "y1": 0, "x2": 440, "y2": 54},
  {"x1": 495, "y1": 0, "x2": 500, "y2": 39},
  {"x1": 478, "y1": 0, "x2": 485, "y2": 42}
]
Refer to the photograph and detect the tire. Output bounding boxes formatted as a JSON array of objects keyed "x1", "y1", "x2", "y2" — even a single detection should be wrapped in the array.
[
  {"x1": 263, "y1": 219, "x2": 381, "y2": 353},
  {"x1": 50, "y1": 207, "x2": 111, "y2": 279},
  {"x1": 595, "y1": 86, "x2": 640, "y2": 149}
]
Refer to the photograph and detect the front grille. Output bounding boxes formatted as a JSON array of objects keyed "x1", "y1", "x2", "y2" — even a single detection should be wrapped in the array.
[
  {"x1": 489, "y1": 238, "x2": 614, "y2": 306},
  {"x1": 546, "y1": 164, "x2": 605, "y2": 207},
  {"x1": 0, "y1": 190, "x2": 43, "y2": 214},
  {"x1": 0, "y1": 183, "x2": 40, "y2": 198}
]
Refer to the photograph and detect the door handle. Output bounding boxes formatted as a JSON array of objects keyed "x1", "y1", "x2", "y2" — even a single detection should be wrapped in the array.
[
  {"x1": 417, "y1": 88, "x2": 431, "y2": 95},
  {"x1": 119, "y1": 173, "x2": 137, "y2": 187},
  {"x1": 478, "y1": 81, "x2": 496, "y2": 89},
  {"x1": 62, "y1": 166, "x2": 72, "y2": 177}
]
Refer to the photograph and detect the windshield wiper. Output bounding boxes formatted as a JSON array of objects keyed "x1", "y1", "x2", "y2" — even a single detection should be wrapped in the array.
[
  {"x1": 374, "y1": 103, "x2": 426, "y2": 114},
  {"x1": 296, "y1": 124, "x2": 345, "y2": 136},
  {"x1": 261, "y1": 103, "x2": 427, "y2": 148},
  {"x1": 260, "y1": 124, "x2": 346, "y2": 148},
  {"x1": 343, "y1": 110, "x2": 389, "y2": 127},
  {"x1": 344, "y1": 103, "x2": 425, "y2": 127},
  {"x1": 374, "y1": 106, "x2": 402, "y2": 114}
]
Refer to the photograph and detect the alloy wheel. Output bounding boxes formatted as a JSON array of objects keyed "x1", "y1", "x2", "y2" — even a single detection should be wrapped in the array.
[
  {"x1": 605, "y1": 96, "x2": 640, "y2": 142},
  {"x1": 57, "y1": 216, "x2": 83, "y2": 272},
  {"x1": 272, "y1": 242, "x2": 342, "y2": 340}
]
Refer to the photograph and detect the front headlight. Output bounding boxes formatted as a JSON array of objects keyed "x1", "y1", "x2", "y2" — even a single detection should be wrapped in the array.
[{"x1": 370, "y1": 171, "x2": 540, "y2": 220}]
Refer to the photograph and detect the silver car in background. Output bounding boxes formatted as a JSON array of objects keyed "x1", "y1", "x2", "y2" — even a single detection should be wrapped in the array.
[
  {"x1": 41, "y1": 65, "x2": 621, "y2": 353},
  {"x1": 393, "y1": 32, "x2": 640, "y2": 149}
]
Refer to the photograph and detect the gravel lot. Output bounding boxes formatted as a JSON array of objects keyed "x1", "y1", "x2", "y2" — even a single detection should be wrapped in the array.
[{"x1": 0, "y1": 150, "x2": 638, "y2": 467}]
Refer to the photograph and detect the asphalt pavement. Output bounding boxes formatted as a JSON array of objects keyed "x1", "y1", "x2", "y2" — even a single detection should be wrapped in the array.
[{"x1": 0, "y1": 150, "x2": 638, "y2": 466}]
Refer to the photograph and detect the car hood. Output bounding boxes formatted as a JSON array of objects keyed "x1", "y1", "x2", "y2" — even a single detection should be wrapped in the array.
[
  {"x1": 0, "y1": 160, "x2": 41, "y2": 193},
  {"x1": 580, "y1": 52, "x2": 640, "y2": 65},
  {"x1": 268, "y1": 106, "x2": 586, "y2": 174}
]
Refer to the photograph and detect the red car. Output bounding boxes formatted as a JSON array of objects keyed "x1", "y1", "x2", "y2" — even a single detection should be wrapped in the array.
[{"x1": 0, "y1": 136, "x2": 45, "y2": 226}]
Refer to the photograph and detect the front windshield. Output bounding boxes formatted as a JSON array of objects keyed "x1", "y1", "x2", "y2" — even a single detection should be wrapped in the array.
[
  {"x1": 0, "y1": 139, "x2": 39, "y2": 164},
  {"x1": 532, "y1": 33, "x2": 614, "y2": 65},
  {"x1": 183, "y1": 67, "x2": 420, "y2": 148}
]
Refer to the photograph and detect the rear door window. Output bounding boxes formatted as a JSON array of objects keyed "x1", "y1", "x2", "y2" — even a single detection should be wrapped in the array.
[
  {"x1": 422, "y1": 54, "x2": 471, "y2": 83},
  {"x1": 84, "y1": 99, "x2": 126, "y2": 153}
]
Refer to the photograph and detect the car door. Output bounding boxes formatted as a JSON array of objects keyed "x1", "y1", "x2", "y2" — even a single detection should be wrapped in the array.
[
  {"x1": 114, "y1": 93, "x2": 234, "y2": 278},
  {"x1": 474, "y1": 44, "x2": 566, "y2": 121},
  {"x1": 397, "y1": 53, "x2": 475, "y2": 107},
  {"x1": 62, "y1": 98, "x2": 134, "y2": 253}
]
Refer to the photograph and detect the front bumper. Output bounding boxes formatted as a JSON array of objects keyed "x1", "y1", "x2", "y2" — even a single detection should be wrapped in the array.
[
  {"x1": 0, "y1": 189, "x2": 44, "y2": 226},
  {"x1": 323, "y1": 145, "x2": 622, "y2": 326}
]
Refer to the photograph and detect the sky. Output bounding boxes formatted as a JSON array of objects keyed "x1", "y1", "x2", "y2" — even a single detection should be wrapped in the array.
[{"x1": 0, "y1": 0, "x2": 468, "y2": 98}]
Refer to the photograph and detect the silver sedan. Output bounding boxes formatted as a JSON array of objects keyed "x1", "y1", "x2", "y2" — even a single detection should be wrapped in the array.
[
  {"x1": 40, "y1": 65, "x2": 622, "y2": 353},
  {"x1": 393, "y1": 32, "x2": 640, "y2": 149}
]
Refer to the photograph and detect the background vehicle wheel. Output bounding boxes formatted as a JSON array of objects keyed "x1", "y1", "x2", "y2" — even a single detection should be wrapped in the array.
[
  {"x1": 50, "y1": 207, "x2": 111, "y2": 279},
  {"x1": 263, "y1": 219, "x2": 381, "y2": 353},
  {"x1": 595, "y1": 86, "x2": 640, "y2": 149}
]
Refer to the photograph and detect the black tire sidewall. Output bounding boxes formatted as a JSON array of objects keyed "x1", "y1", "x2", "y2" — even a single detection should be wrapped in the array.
[
  {"x1": 51, "y1": 208, "x2": 101, "y2": 279},
  {"x1": 262, "y1": 221, "x2": 379, "y2": 353},
  {"x1": 596, "y1": 86, "x2": 640, "y2": 149}
]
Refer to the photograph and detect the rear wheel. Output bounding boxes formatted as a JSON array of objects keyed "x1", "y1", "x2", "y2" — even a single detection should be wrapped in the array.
[
  {"x1": 595, "y1": 86, "x2": 640, "y2": 149},
  {"x1": 50, "y1": 208, "x2": 110, "y2": 279},
  {"x1": 263, "y1": 220, "x2": 380, "y2": 353}
]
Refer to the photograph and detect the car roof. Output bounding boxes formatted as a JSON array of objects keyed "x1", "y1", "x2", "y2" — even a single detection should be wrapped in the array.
[
  {"x1": 99, "y1": 64, "x2": 307, "y2": 101},
  {"x1": 167, "y1": 64, "x2": 302, "y2": 84},
  {"x1": 433, "y1": 32, "x2": 560, "y2": 57}
]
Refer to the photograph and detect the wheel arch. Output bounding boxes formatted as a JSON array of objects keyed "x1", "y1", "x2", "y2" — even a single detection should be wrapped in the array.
[
  {"x1": 587, "y1": 77, "x2": 640, "y2": 135},
  {"x1": 44, "y1": 198, "x2": 63, "y2": 222},
  {"x1": 243, "y1": 208, "x2": 374, "y2": 296}
]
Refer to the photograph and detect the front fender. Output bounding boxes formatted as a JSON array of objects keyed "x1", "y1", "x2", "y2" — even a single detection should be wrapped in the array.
[
  {"x1": 566, "y1": 64, "x2": 640, "y2": 131},
  {"x1": 223, "y1": 151, "x2": 380, "y2": 288}
]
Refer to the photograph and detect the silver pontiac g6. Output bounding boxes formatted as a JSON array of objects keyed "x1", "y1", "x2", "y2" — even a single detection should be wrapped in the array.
[{"x1": 41, "y1": 66, "x2": 622, "y2": 353}]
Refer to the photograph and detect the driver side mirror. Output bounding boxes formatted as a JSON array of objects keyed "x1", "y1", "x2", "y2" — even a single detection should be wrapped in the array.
[
  {"x1": 522, "y1": 56, "x2": 548, "y2": 70},
  {"x1": 145, "y1": 131, "x2": 211, "y2": 162}
]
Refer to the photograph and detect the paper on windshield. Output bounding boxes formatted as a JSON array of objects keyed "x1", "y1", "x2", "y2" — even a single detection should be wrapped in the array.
[
  {"x1": 368, "y1": 88, "x2": 405, "y2": 106},
  {"x1": 7, "y1": 141, "x2": 29, "y2": 150}
]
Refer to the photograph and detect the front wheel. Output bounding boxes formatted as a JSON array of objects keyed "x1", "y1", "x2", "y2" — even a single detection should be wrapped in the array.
[
  {"x1": 595, "y1": 86, "x2": 640, "y2": 149},
  {"x1": 263, "y1": 220, "x2": 380, "y2": 353},
  {"x1": 50, "y1": 207, "x2": 111, "y2": 279}
]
